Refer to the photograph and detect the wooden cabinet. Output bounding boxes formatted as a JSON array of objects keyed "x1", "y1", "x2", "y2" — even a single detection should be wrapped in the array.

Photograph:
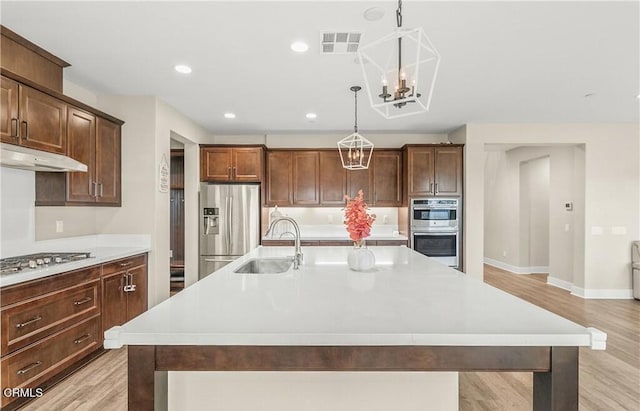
[
  {"x1": 0, "y1": 76, "x2": 19, "y2": 143},
  {"x1": 371, "y1": 150, "x2": 402, "y2": 206},
  {"x1": 94, "y1": 117, "x2": 121, "y2": 204},
  {"x1": 266, "y1": 150, "x2": 293, "y2": 206},
  {"x1": 346, "y1": 150, "x2": 402, "y2": 206},
  {"x1": 0, "y1": 265, "x2": 102, "y2": 408},
  {"x1": 101, "y1": 254, "x2": 148, "y2": 335},
  {"x1": 266, "y1": 149, "x2": 402, "y2": 207},
  {"x1": 319, "y1": 151, "x2": 347, "y2": 205},
  {"x1": 0, "y1": 76, "x2": 66, "y2": 154},
  {"x1": 200, "y1": 146, "x2": 264, "y2": 182},
  {"x1": 406, "y1": 145, "x2": 462, "y2": 197},
  {"x1": 268, "y1": 150, "x2": 341, "y2": 207},
  {"x1": 346, "y1": 168, "x2": 372, "y2": 203},
  {"x1": 66, "y1": 107, "x2": 96, "y2": 202},
  {"x1": 293, "y1": 152, "x2": 320, "y2": 205},
  {"x1": 35, "y1": 115, "x2": 122, "y2": 206}
]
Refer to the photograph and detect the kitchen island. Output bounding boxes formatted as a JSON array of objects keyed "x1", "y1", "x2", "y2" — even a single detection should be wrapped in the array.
[{"x1": 104, "y1": 246, "x2": 605, "y2": 410}]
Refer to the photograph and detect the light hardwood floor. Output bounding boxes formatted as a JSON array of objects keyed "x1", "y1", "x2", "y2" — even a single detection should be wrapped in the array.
[{"x1": 22, "y1": 265, "x2": 640, "y2": 410}]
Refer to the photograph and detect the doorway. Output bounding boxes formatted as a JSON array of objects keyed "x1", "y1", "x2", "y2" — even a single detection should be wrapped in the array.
[
  {"x1": 483, "y1": 144, "x2": 584, "y2": 291},
  {"x1": 170, "y1": 141, "x2": 185, "y2": 295}
]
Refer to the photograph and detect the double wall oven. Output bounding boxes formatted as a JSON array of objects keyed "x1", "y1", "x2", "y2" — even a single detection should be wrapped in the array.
[{"x1": 410, "y1": 198, "x2": 460, "y2": 268}]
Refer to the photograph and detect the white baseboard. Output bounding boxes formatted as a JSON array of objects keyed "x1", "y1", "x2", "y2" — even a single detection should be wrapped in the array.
[
  {"x1": 484, "y1": 258, "x2": 549, "y2": 274},
  {"x1": 485, "y1": 258, "x2": 635, "y2": 299},
  {"x1": 547, "y1": 276, "x2": 573, "y2": 291},
  {"x1": 570, "y1": 286, "x2": 634, "y2": 299}
]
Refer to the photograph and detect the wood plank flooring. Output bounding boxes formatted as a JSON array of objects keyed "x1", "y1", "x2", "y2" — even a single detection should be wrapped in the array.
[
  {"x1": 21, "y1": 265, "x2": 640, "y2": 410},
  {"x1": 460, "y1": 265, "x2": 640, "y2": 411}
]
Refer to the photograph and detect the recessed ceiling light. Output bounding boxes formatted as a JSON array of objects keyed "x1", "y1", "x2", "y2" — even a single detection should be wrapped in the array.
[
  {"x1": 306, "y1": 113, "x2": 317, "y2": 120},
  {"x1": 364, "y1": 7, "x2": 385, "y2": 21},
  {"x1": 224, "y1": 113, "x2": 236, "y2": 119},
  {"x1": 636, "y1": 94, "x2": 640, "y2": 99},
  {"x1": 174, "y1": 64, "x2": 192, "y2": 74},
  {"x1": 291, "y1": 41, "x2": 309, "y2": 53}
]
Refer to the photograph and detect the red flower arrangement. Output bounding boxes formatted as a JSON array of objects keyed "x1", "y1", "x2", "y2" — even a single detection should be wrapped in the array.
[{"x1": 343, "y1": 189, "x2": 376, "y2": 245}]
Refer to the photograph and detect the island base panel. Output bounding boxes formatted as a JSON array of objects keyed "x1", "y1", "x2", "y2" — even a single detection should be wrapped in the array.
[{"x1": 127, "y1": 345, "x2": 579, "y2": 410}]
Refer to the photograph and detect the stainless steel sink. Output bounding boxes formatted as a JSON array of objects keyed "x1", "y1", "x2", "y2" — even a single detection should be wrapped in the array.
[{"x1": 234, "y1": 257, "x2": 294, "y2": 274}]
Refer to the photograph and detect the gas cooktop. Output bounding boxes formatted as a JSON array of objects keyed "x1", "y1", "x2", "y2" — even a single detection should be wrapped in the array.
[{"x1": 0, "y1": 252, "x2": 92, "y2": 275}]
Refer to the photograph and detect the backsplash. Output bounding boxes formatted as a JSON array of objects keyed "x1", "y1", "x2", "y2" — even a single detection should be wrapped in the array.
[
  {"x1": 267, "y1": 207, "x2": 398, "y2": 226},
  {"x1": 0, "y1": 167, "x2": 36, "y2": 253}
]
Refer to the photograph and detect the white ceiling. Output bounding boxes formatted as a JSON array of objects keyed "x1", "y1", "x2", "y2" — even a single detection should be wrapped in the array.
[{"x1": 1, "y1": 1, "x2": 638, "y2": 135}]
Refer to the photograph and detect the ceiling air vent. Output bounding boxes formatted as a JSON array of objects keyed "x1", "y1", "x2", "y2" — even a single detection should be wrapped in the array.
[{"x1": 321, "y1": 32, "x2": 362, "y2": 54}]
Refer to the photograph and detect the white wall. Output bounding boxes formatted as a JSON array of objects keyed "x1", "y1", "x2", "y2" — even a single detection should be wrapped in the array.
[
  {"x1": 465, "y1": 124, "x2": 639, "y2": 298},
  {"x1": 520, "y1": 156, "x2": 550, "y2": 268}
]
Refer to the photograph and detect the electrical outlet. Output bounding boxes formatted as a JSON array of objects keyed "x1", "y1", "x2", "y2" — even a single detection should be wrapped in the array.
[
  {"x1": 169, "y1": 249, "x2": 173, "y2": 258},
  {"x1": 382, "y1": 215, "x2": 389, "y2": 224},
  {"x1": 502, "y1": 250, "x2": 507, "y2": 257},
  {"x1": 55, "y1": 220, "x2": 64, "y2": 233}
]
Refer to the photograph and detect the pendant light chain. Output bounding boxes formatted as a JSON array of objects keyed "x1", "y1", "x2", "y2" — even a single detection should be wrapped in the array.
[{"x1": 354, "y1": 88, "x2": 358, "y2": 133}]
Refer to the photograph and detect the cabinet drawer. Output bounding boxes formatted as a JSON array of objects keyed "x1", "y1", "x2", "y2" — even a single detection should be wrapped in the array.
[
  {"x1": 1, "y1": 280, "x2": 100, "y2": 355},
  {"x1": 1, "y1": 316, "x2": 100, "y2": 407},
  {"x1": 102, "y1": 254, "x2": 146, "y2": 275}
]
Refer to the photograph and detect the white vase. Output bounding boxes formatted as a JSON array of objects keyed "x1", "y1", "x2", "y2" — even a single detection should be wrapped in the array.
[{"x1": 347, "y1": 240, "x2": 375, "y2": 271}]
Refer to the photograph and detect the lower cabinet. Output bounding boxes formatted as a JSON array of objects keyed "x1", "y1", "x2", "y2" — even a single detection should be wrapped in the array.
[
  {"x1": 101, "y1": 254, "x2": 148, "y2": 335},
  {"x1": 0, "y1": 252, "x2": 148, "y2": 409},
  {"x1": 0, "y1": 266, "x2": 102, "y2": 409}
]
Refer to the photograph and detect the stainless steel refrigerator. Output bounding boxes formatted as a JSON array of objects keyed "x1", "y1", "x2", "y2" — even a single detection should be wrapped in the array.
[{"x1": 199, "y1": 183, "x2": 261, "y2": 279}]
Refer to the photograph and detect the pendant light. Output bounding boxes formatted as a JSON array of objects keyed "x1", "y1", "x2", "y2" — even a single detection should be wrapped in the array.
[
  {"x1": 357, "y1": 0, "x2": 441, "y2": 119},
  {"x1": 338, "y1": 86, "x2": 374, "y2": 170}
]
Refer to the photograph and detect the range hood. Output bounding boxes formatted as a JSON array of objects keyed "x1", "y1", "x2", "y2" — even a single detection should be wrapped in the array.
[{"x1": 0, "y1": 143, "x2": 87, "y2": 172}]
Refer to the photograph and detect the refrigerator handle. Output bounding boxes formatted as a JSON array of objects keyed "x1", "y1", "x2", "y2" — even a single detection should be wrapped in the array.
[
  {"x1": 228, "y1": 196, "x2": 233, "y2": 250},
  {"x1": 226, "y1": 196, "x2": 232, "y2": 251}
]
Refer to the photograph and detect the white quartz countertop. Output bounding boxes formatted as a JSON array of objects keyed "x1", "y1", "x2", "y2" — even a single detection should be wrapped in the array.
[
  {"x1": 0, "y1": 246, "x2": 150, "y2": 287},
  {"x1": 105, "y1": 246, "x2": 605, "y2": 350}
]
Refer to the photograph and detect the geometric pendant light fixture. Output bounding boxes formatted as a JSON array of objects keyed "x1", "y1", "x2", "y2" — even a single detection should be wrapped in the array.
[
  {"x1": 337, "y1": 86, "x2": 374, "y2": 170},
  {"x1": 357, "y1": 0, "x2": 441, "y2": 119}
]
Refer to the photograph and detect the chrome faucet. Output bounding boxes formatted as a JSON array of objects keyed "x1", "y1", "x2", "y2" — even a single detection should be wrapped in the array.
[{"x1": 266, "y1": 217, "x2": 303, "y2": 269}]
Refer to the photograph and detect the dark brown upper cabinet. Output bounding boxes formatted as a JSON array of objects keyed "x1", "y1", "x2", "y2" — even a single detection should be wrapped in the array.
[
  {"x1": 35, "y1": 114, "x2": 122, "y2": 206},
  {"x1": 1, "y1": 76, "x2": 67, "y2": 154},
  {"x1": 265, "y1": 149, "x2": 402, "y2": 207},
  {"x1": 265, "y1": 150, "x2": 293, "y2": 206},
  {"x1": 319, "y1": 151, "x2": 347, "y2": 206},
  {"x1": 406, "y1": 145, "x2": 462, "y2": 197},
  {"x1": 371, "y1": 150, "x2": 402, "y2": 206},
  {"x1": 200, "y1": 146, "x2": 264, "y2": 182},
  {"x1": 293, "y1": 151, "x2": 320, "y2": 205}
]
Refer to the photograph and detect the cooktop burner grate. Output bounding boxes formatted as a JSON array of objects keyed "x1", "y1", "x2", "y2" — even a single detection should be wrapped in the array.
[{"x1": 0, "y1": 252, "x2": 92, "y2": 275}]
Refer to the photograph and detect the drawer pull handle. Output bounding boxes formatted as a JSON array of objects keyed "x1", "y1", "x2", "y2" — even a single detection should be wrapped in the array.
[
  {"x1": 17, "y1": 361, "x2": 42, "y2": 375},
  {"x1": 119, "y1": 262, "x2": 133, "y2": 267},
  {"x1": 73, "y1": 334, "x2": 92, "y2": 344},
  {"x1": 16, "y1": 315, "x2": 43, "y2": 328},
  {"x1": 11, "y1": 118, "x2": 19, "y2": 138},
  {"x1": 73, "y1": 297, "x2": 93, "y2": 306}
]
